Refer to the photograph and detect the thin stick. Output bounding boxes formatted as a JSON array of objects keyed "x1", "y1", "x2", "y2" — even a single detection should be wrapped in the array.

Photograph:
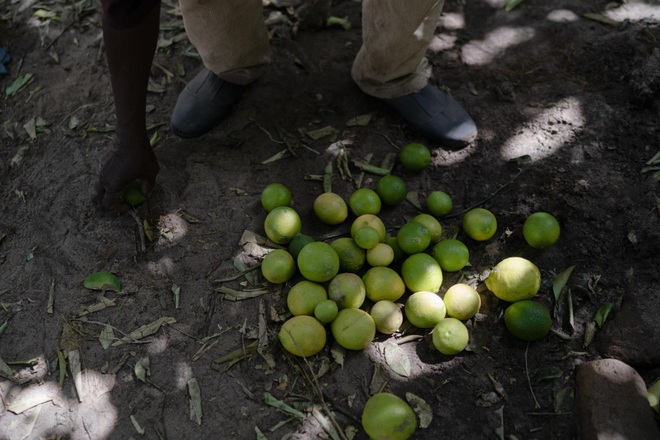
[
  {"x1": 525, "y1": 342, "x2": 541, "y2": 408},
  {"x1": 45, "y1": 20, "x2": 76, "y2": 50},
  {"x1": 129, "y1": 210, "x2": 146, "y2": 253},
  {"x1": 445, "y1": 168, "x2": 525, "y2": 219},
  {"x1": 212, "y1": 263, "x2": 261, "y2": 282}
]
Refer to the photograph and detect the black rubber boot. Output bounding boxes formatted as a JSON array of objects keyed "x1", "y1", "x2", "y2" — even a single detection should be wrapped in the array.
[
  {"x1": 170, "y1": 68, "x2": 245, "y2": 138},
  {"x1": 381, "y1": 85, "x2": 477, "y2": 149}
]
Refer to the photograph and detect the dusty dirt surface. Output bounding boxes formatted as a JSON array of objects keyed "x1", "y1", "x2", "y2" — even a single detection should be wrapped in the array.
[{"x1": 1, "y1": 0, "x2": 660, "y2": 439}]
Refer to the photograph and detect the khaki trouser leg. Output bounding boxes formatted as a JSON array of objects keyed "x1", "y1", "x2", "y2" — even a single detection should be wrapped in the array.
[
  {"x1": 179, "y1": 0, "x2": 271, "y2": 85},
  {"x1": 352, "y1": 0, "x2": 445, "y2": 99}
]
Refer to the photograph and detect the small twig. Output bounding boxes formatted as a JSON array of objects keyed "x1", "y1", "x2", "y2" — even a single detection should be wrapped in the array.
[
  {"x1": 445, "y1": 168, "x2": 526, "y2": 219},
  {"x1": 213, "y1": 264, "x2": 261, "y2": 282},
  {"x1": 129, "y1": 210, "x2": 146, "y2": 253},
  {"x1": 322, "y1": 392, "x2": 361, "y2": 424},
  {"x1": 45, "y1": 20, "x2": 76, "y2": 50},
  {"x1": 250, "y1": 117, "x2": 285, "y2": 144},
  {"x1": 57, "y1": 103, "x2": 99, "y2": 128},
  {"x1": 525, "y1": 342, "x2": 541, "y2": 409},
  {"x1": 378, "y1": 133, "x2": 399, "y2": 149}
]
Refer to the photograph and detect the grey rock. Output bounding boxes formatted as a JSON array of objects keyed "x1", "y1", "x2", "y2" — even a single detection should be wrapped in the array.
[{"x1": 576, "y1": 359, "x2": 660, "y2": 440}]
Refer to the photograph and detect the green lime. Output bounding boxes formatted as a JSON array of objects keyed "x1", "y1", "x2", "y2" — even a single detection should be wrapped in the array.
[
  {"x1": 462, "y1": 208, "x2": 497, "y2": 241},
  {"x1": 261, "y1": 183, "x2": 292, "y2": 212},
  {"x1": 313, "y1": 192, "x2": 348, "y2": 225},
  {"x1": 278, "y1": 315, "x2": 326, "y2": 357},
  {"x1": 432, "y1": 318, "x2": 469, "y2": 355},
  {"x1": 354, "y1": 226, "x2": 381, "y2": 250},
  {"x1": 523, "y1": 212, "x2": 560, "y2": 249},
  {"x1": 330, "y1": 237, "x2": 366, "y2": 273},
  {"x1": 120, "y1": 181, "x2": 147, "y2": 207},
  {"x1": 396, "y1": 221, "x2": 431, "y2": 254},
  {"x1": 287, "y1": 280, "x2": 327, "y2": 316},
  {"x1": 264, "y1": 206, "x2": 302, "y2": 245},
  {"x1": 413, "y1": 213, "x2": 443, "y2": 243},
  {"x1": 349, "y1": 188, "x2": 382, "y2": 216},
  {"x1": 261, "y1": 249, "x2": 296, "y2": 284},
  {"x1": 431, "y1": 239, "x2": 469, "y2": 272},
  {"x1": 297, "y1": 242, "x2": 340, "y2": 283},
  {"x1": 427, "y1": 191, "x2": 452, "y2": 217},
  {"x1": 399, "y1": 143, "x2": 431, "y2": 172},
  {"x1": 405, "y1": 291, "x2": 446, "y2": 329},
  {"x1": 314, "y1": 299, "x2": 339, "y2": 324},
  {"x1": 362, "y1": 393, "x2": 417, "y2": 440},
  {"x1": 366, "y1": 243, "x2": 395, "y2": 267},
  {"x1": 288, "y1": 233, "x2": 315, "y2": 260},
  {"x1": 376, "y1": 175, "x2": 407, "y2": 206},
  {"x1": 401, "y1": 253, "x2": 443, "y2": 293},
  {"x1": 503, "y1": 300, "x2": 552, "y2": 341}
]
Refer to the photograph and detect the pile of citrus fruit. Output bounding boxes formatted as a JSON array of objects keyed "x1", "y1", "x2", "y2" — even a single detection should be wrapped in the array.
[
  {"x1": 259, "y1": 143, "x2": 559, "y2": 359},
  {"x1": 257, "y1": 143, "x2": 561, "y2": 438}
]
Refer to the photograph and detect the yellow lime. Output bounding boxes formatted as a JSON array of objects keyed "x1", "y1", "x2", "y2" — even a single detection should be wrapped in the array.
[
  {"x1": 314, "y1": 299, "x2": 339, "y2": 324},
  {"x1": 362, "y1": 393, "x2": 417, "y2": 440},
  {"x1": 370, "y1": 300, "x2": 403, "y2": 335},
  {"x1": 313, "y1": 192, "x2": 348, "y2": 225},
  {"x1": 288, "y1": 233, "x2": 315, "y2": 260},
  {"x1": 503, "y1": 300, "x2": 552, "y2": 341},
  {"x1": 264, "y1": 206, "x2": 302, "y2": 245},
  {"x1": 261, "y1": 249, "x2": 296, "y2": 284},
  {"x1": 327, "y1": 273, "x2": 367, "y2": 309},
  {"x1": 330, "y1": 237, "x2": 366, "y2": 273},
  {"x1": 366, "y1": 243, "x2": 395, "y2": 267},
  {"x1": 443, "y1": 283, "x2": 481, "y2": 320},
  {"x1": 648, "y1": 380, "x2": 660, "y2": 413},
  {"x1": 331, "y1": 308, "x2": 376, "y2": 350},
  {"x1": 404, "y1": 291, "x2": 446, "y2": 329},
  {"x1": 401, "y1": 253, "x2": 443, "y2": 293},
  {"x1": 287, "y1": 280, "x2": 327, "y2": 316},
  {"x1": 431, "y1": 239, "x2": 470, "y2": 272},
  {"x1": 413, "y1": 213, "x2": 443, "y2": 243},
  {"x1": 396, "y1": 221, "x2": 431, "y2": 254},
  {"x1": 399, "y1": 142, "x2": 431, "y2": 172},
  {"x1": 120, "y1": 180, "x2": 147, "y2": 207},
  {"x1": 362, "y1": 266, "x2": 406, "y2": 302},
  {"x1": 349, "y1": 188, "x2": 382, "y2": 216},
  {"x1": 384, "y1": 236, "x2": 406, "y2": 265},
  {"x1": 376, "y1": 174, "x2": 407, "y2": 206},
  {"x1": 485, "y1": 257, "x2": 541, "y2": 302},
  {"x1": 462, "y1": 208, "x2": 497, "y2": 241},
  {"x1": 351, "y1": 214, "x2": 386, "y2": 242},
  {"x1": 427, "y1": 191, "x2": 452, "y2": 217},
  {"x1": 354, "y1": 226, "x2": 381, "y2": 250},
  {"x1": 278, "y1": 315, "x2": 326, "y2": 357},
  {"x1": 261, "y1": 183, "x2": 292, "y2": 212},
  {"x1": 432, "y1": 318, "x2": 469, "y2": 355},
  {"x1": 297, "y1": 242, "x2": 340, "y2": 283},
  {"x1": 523, "y1": 212, "x2": 560, "y2": 249}
]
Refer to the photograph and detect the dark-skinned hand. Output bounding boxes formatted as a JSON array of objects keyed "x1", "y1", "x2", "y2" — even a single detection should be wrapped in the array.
[{"x1": 96, "y1": 138, "x2": 160, "y2": 212}]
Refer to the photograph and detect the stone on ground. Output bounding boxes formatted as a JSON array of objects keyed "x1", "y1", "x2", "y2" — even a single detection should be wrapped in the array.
[{"x1": 575, "y1": 358, "x2": 660, "y2": 440}]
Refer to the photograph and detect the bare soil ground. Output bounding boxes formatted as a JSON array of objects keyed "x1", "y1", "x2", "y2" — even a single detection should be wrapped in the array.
[{"x1": 1, "y1": 1, "x2": 659, "y2": 439}]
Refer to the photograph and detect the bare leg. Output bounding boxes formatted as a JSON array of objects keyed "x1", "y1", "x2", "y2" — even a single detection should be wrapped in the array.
[{"x1": 97, "y1": 2, "x2": 160, "y2": 211}]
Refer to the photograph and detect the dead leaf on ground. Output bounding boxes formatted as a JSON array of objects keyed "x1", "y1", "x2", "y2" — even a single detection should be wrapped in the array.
[
  {"x1": 406, "y1": 392, "x2": 433, "y2": 429},
  {"x1": 188, "y1": 378, "x2": 203, "y2": 425},
  {"x1": 111, "y1": 316, "x2": 176, "y2": 347}
]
